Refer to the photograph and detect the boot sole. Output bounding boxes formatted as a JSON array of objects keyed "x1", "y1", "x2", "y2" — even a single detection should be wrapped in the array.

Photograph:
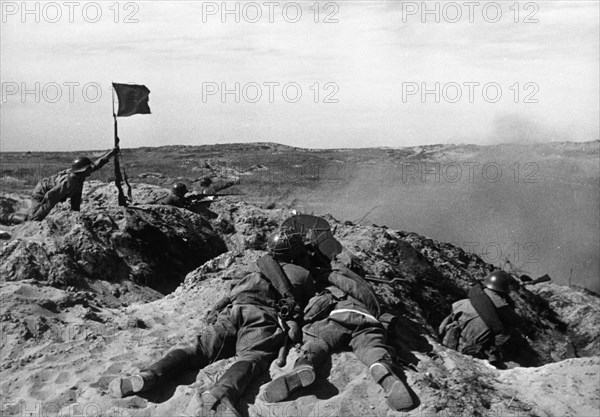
[
  {"x1": 370, "y1": 363, "x2": 414, "y2": 411},
  {"x1": 369, "y1": 362, "x2": 391, "y2": 383},
  {"x1": 107, "y1": 375, "x2": 145, "y2": 398},
  {"x1": 387, "y1": 379, "x2": 414, "y2": 411},
  {"x1": 264, "y1": 365, "x2": 316, "y2": 403}
]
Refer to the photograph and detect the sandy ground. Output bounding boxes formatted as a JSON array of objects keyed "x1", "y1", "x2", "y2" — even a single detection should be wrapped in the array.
[{"x1": 2, "y1": 273, "x2": 599, "y2": 417}]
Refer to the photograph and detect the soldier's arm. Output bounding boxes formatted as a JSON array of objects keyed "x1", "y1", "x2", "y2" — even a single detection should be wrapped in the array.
[
  {"x1": 91, "y1": 147, "x2": 119, "y2": 172},
  {"x1": 165, "y1": 194, "x2": 187, "y2": 208},
  {"x1": 70, "y1": 187, "x2": 83, "y2": 211},
  {"x1": 185, "y1": 193, "x2": 207, "y2": 202}
]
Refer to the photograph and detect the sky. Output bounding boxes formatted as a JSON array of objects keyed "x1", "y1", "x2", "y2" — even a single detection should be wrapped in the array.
[{"x1": 1, "y1": 1, "x2": 599, "y2": 151}]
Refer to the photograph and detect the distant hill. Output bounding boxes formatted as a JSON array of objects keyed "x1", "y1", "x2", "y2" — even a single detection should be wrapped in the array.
[{"x1": 1, "y1": 140, "x2": 598, "y2": 292}]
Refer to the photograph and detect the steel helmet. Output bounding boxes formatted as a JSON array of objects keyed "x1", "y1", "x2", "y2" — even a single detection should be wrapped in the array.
[
  {"x1": 70, "y1": 156, "x2": 93, "y2": 173},
  {"x1": 172, "y1": 183, "x2": 188, "y2": 197},
  {"x1": 483, "y1": 271, "x2": 511, "y2": 294},
  {"x1": 267, "y1": 228, "x2": 306, "y2": 261}
]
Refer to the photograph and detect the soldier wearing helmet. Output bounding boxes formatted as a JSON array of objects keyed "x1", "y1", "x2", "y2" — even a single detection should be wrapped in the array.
[
  {"x1": 199, "y1": 176, "x2": 237, "y2": 196},
  {"x1": 156, "y1": 182, "x2": 190, "y2": 208},
  {"x1": 482, "y1": 270, "x2": 511, "y2": 294},
  {"x1": 439, "y1": 270, "x2": 521, "y2": 367},
  {"x1": 199, "y1": 176, "x2": 212, "y2": 189},
  {"x1": 0, "y1": 148, "x2": 118, "y2": 225},
  {"x1": 156, "y1": 182, "x2": 222, "y2": 209},
  {"x1": 108, "y1": 225, "x2": 315, "y2": 417},
  {"x1": 263, "y1": 224, "x2": 415, "y2": 412},
  {"x1": 267, "y1": 227, "x2": 308, "y2": 262}
]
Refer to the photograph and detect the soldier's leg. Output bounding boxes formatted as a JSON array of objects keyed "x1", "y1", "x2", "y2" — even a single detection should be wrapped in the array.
[
  {"x1": 349, "y1": 316, "x2": 414, "y2": 412},
  {"x1": 458, "y1": 319, "x2": 492, "y2": 359},
  {"x1": 109, "y1": 310, "x2": 237, "y2": 398},
  {"x1": 349, "y1": 319, "x2": 392, "y2": 366},
  {"x1": 28, "y1": 198, "x2": 54, "y2": 221},
  {"x1": 485, "y1": 332, "x2": 511, "y2": 368},
  {"x1": 0, "y1": 213, "x2": 28, "y2": 225},
  {"x1": 204, "y1": 305, "x2": 283, "y2": 416},
  {"x1": 264, "y1": 318, "x2": 349, "y2": 403},
  {"x1": 108, "y1": 346, "x2": 198, "y2": 399},
  {"x1": 299, "y1": 317, "x2": 349, "y2": 368}
]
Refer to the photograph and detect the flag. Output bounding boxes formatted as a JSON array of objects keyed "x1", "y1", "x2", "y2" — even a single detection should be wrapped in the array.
[{"x1": 112, "y1": 83, "x2": 151, "y2": 117}]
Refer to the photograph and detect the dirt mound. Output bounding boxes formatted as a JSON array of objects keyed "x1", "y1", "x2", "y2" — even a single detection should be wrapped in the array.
[
  {"x1": 0, "y1": 182, "x2": 227, "y2": 299},
  {"x1": 1, "y1": 182, "x2": 599, "y2": 416},
  {"x1": 528, "y1": 283, "x2": 600, "y2": 357}
]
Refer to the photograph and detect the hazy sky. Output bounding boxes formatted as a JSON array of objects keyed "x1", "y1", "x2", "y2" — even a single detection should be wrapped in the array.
[{"x1": 1, "y1": 1, "x2": 598, "y2": 151}]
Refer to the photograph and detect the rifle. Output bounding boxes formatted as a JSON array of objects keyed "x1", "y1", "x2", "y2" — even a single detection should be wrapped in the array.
[
  {"x1": 187, "y1": 193, "x2": 244, "y2": 201},
  {"x1": 520, "y1": 274, "x2": 551, "y2": 286},
  {"x1": 203, "y1": 192, "x2": 244, "y2": 197},
  {"x1": 364, "y1": 276, "x2": 404, "y2": 285}
]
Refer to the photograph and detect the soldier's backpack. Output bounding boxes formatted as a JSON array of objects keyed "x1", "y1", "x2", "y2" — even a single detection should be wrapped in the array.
[{"x1": 439, "y1": 312, "x2": 463, "y2": 350}]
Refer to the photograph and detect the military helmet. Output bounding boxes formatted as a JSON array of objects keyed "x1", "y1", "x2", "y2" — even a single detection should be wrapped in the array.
[
  {"x1": 172, "y1": 182, "x2": 188, "y2": 197},
  {"x1": 70, "y1": 156, "x2": 93, "y2": 173},
  {"x1": 200, "y1": 177, "x2": 212, "y2": 187},
  {"x1": 267, "y1": 228, "x2": 306, "y2": 260},
  {"x1": 483, "y1": 270, "x2": 511, "y2": 294}
]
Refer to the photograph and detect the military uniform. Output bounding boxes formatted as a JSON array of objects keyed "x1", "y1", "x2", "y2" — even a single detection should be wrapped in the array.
[
  {"x1": 263, "y1": 263, "x2": 414, "y2": 411},
  {"x1": 299, "y1": 266, "x2": 391, "y2": 369},
  {"x1": 442, "y1": 287, "x2": 520, "y2": 360},
  {"x1": 30, "y1": 153, "x2": 112, "y2": 221},
  {"x1": 201, "y1": 179, "x2": 235, "y2": 196},
  {"x1": 157, "y1": 191, "x2": 187, "y2": 208},
  {"x1": 156, "y1": 189, "x2": 215, "y2": 209},
  {"x1": 110, "y1": 259, "x2": 313, "y2": 415}
]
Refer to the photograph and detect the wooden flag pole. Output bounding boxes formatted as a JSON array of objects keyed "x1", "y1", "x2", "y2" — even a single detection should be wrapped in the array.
[{"x1": 112, "y1": 85, "x2": 127, "y2": 206}]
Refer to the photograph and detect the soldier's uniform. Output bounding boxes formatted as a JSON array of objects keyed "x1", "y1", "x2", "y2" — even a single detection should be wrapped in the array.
[
  {"x1": 156, "y1": 191, "x2": 187, "y2": 208},
  {"x1": 264, "y1": 262, "x2": 414, "y2": 411},
  {"x1": 109, "y1": 257, "x2": 314, "y2": 416},
  {"x1": 299, "y1": 265, "x2": 391, "y2": 370},
  {"x1": 443, "y1": 287, "x2": 520, "y2": 361},
  {"x1": 30, "y1": 152, "x2": 112, "y2": 221}
]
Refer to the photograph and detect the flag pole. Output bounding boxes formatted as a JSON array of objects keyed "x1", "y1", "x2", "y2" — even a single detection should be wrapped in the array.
[
  {"x1": 112, "y1": 83, "x2": 127, "y2": 206},
  {"x1": 112, "y1": 85, "x2": 119, "y2": 139}
]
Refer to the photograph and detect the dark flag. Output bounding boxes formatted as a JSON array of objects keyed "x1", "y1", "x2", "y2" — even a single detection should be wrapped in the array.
[{"x1": 112, "y1": 83, "x2": 151, "y2": 117}]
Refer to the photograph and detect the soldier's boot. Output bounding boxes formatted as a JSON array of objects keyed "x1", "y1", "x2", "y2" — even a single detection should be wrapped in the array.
[
  {"x1": 369, "y1": 361, "x2": 414, "y2": 411},
  {"x1": 200, "y1": 391, "x2": 241, "y2": 417},
  {"x1": 108, "y1": 371, "x2": 156, "y2": 398},
  {"x1": 263, "y1": 358, "x2": 316, "y2": 403},
  {"x1": 108, "y1": 346, "x2": 202, "y2": 398},
  {"x1": 0, "y1": 213, "x2": 27, "y2": 225}
]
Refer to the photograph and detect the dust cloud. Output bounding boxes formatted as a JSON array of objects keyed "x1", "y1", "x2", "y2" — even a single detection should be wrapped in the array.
[
  {"x1": 302, "y1": 144, "x2": 599, "y2": 293},
  {"x1": 485, "y1": 113, "x2": 575, "y2": 145}
]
